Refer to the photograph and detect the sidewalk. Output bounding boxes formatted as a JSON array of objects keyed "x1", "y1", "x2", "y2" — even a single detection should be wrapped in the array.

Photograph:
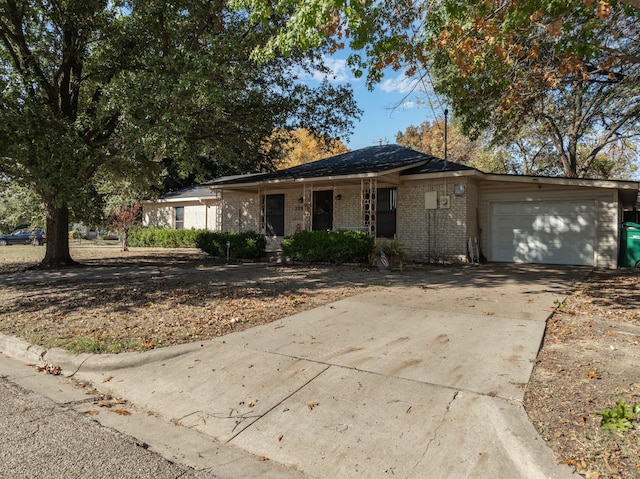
[{"x1": 1, "y1": 265, "x2": 585, "y2": 478}]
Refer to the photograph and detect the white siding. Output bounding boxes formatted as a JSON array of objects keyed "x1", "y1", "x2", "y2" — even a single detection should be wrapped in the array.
[
  {"x1": 143, "y1": 205, "x2": 173, "y2": 228},
  {"x1": 143, "y1": 201, "x2": 220, "y2": 231}
]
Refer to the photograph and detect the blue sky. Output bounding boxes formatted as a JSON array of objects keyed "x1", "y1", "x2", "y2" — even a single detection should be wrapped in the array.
[{"x1": 303, "y1": 55, "x2": 446, "y2": 150}]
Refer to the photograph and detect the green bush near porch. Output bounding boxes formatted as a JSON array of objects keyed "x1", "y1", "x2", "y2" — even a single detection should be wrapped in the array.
[
  {"x1": 281, "y1": 230, "x2": 374, "y2": 264},
  {"x1": 129, "y1": 227, "x2": 200, "y2": 248},
  {"x1": 195, "y1": 231, "x2": 266, "y2": 260}
]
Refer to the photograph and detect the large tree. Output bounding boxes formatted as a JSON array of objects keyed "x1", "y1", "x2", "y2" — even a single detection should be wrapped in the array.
[
  {"x1": 237, "y1": 0, "x2": 640, "y2": 178},
  {"x1": 0, "y1": 0, "x2": 359, "y2": 267},
  {"x1": 275, "y1": 128, "x2": 349, "y2": 169},
  {"x1": 395, "y1": 118, "x2": 479, "y2": 165},
  {"x1": 423, "y1": 1, "x2": 640, "y2": 178}
]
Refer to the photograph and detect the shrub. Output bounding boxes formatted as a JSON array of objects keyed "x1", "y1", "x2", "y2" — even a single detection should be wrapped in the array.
[
  {"x1": 370, "y1": 239, "x2": 408, "y2": 270},
  {"x1": 128, "y1": 227, "x2": 200, "y2": 248},
  {"x1": 281, "y1": 230, "x2": 374, "y2": 264},
  {"x1": 194, "y1": 231, "x2": 266, "y2": 260}
]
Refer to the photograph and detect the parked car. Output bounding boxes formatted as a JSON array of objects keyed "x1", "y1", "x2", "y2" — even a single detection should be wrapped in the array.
[{"x1": 0, "y1": 228, "x2": 47, "y2": 246}]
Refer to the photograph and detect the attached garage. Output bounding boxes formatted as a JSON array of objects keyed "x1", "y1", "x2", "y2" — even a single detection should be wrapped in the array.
[
  {"x1": 491, "y1": 201, "x2": 596, "y2": 266},
  {"x1": 479, "y1": 175, "x2": 639, "y2": 268}
]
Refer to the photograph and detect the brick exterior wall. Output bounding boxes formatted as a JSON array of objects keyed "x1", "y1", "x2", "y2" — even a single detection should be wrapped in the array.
[
  {"x1": 221, "y1": 192, "x2": 260, "y2": 233},
  {"x1": 284, "y1": 190, "x2": 306, "y2": 235},
  {"x1": 333, "y1": 186, "x2": 362, "y2": 230},
  {"x1": 397, "y1": 178, "x2": 476, "y2": 263},
  {"x1": 218, "y1": 180, "x2": 478, "y2": 263}
]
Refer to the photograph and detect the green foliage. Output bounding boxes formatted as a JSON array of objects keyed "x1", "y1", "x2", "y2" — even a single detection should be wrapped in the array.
[
  {"x1": 128, "y1": 227, "x2": 200, "y2": 248},
  {"x1": 237, "y1": 0, "x2": 640, "y2": 179},
  {"x1": 195, "y1": 231, "x2": 267, "y2": 261},
  {"x1": 370, "y1": 239, "x2": 407, "y2": 270},
  {"x1": 0, "y1": 182, "x2": 45, "y2": 233},
  {"x1": 375, "y1": 239, "x2": 405, "y2": 257},
  {"x1": 0, "y1": 0, "x2": 360, "y2": 266},
  {"x1": 596, "y1": 400, "x2": 640, "y2": 432},
  {"x1": 281, "y1": 230, "x2": 374, "y2": 264},
  {"x1": 130, "y1": 227, "x2": 269, "y2": 261}
]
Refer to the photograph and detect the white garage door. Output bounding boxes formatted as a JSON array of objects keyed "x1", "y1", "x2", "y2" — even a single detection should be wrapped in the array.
[{"x1": 491, "y1": 201, "x2": 595, "y2": 266}]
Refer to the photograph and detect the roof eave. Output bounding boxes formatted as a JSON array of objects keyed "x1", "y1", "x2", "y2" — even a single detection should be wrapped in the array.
[
  {"x1": 212, "y1": 160, "x2": 429, "y2": 189},
  {"x1": 401, "y1": 169, "x2": 480, "y2": 181},
  {"x1": 143, "y1": 195, "x2": 220, "y2": 204},
  {"x1": 481, "y1": 173, "x2": 640, "y2": 189}
]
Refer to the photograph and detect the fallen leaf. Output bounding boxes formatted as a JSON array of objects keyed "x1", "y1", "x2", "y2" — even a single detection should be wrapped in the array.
[
  {"x1": 306, "y1": 401, "x2": 320, "y2": 410},
  {"x1": 112, "y1": 408, "x2": 131, "y2": 416},
  {"x1": 37, "y1": 363, "x2": 62, "y2": 375},
  {"x1": 84, "y1": 410, "x2": 99, "y2": 416},
  {"x1": 102, "y1": 375, "x2": 113, "y2": 383},
  {"x1": 258, "y1": 456, "x2": 269, "y2": 461}
]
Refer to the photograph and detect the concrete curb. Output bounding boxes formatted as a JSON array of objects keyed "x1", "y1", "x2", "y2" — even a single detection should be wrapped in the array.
[{"x1": 0, "y1": 332, "x2": 207, "y2": 376}]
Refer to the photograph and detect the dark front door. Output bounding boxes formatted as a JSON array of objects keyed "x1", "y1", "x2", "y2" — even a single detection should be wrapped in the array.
[
  {"x1": 312, "y1": 190, "x2": 333, "y2": 231},
  {"x1": 376, "y1": 188, "x2": 397, "y2": 238},
  {"x1": 265, "y1": 194, "x2": 285, "y2": 236}
]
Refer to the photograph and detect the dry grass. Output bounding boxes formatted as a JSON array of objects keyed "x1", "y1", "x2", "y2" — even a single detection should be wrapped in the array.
[
  {"x1": 2, "y1": 245, "x2": 639, "y2": 476},
  {"x1": 0, "y1": 245, "x2": 380, "y2": 353}
]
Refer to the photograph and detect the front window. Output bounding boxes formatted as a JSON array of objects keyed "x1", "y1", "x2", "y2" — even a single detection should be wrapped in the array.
[{"x1": 174, "y1": 206, "x2": 184, "y2": 229}]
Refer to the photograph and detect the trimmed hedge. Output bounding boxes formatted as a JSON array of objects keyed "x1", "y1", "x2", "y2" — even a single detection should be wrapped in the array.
[
  {"x1": 281, "y1": 230, "x2": 374, "y2": 264},
  {"x1": 128, "y1": 227, "x2": 200, "y2": 248},
  {"x1": 194, "y1": 231, "x2": 266, "y2": 261}
]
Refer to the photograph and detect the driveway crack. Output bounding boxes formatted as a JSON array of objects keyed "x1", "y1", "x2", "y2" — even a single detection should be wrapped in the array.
[
  {"x1": 405, "y1": 390, "x2": 459, "y2": 478},
  {"x1": 224, "y1": 364, "x2": 331, "y2": 444}
]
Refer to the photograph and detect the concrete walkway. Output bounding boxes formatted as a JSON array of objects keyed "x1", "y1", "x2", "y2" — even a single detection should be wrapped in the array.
[{"x1": 1, "y1": 264, "x2": 585, "y2": 478}]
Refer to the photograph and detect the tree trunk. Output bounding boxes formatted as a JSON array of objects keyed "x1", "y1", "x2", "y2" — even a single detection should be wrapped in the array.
[
  {"x1": 121, "y1": 229, "x2": 129, "y2": 252},
  {"x1": 40, "y1": 202, "x2": 76, "y2": 268}
]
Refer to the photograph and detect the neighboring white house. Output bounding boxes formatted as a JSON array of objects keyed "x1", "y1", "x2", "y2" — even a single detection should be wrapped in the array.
[
  {"x1": 143, "y1": 184, "x2": 221, "y2": 231},
  {"x1": 143, "y1": 145, "x2": 640, "y2": 268}
]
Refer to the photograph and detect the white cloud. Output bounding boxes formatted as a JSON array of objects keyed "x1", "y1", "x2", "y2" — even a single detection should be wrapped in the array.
[
  {"x1": 401, "y1": 100, "x2": 416, "y2": 109},
  {"x1": 297, "y1": 57, "x2": 353, "y2": 84},
  {"x1": 319, "y1": 57, "x2": 351, "y2": 82},
  {"x1": 380, "y1": 73, "x2": 431, "y2": 95}
]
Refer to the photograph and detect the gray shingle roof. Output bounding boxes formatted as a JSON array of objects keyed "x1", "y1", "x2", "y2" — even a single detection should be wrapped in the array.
[
  {"x1": 205, "y1": 145, "x2": 445, "y2": 186},
  {"x1": 159, "y1": 184, "x2": 214, "y2": 200},
  {"x1": 400, "y1": 158, "x2": 475, "y2": 175},
  {"x1": 200, "y1": 144, "x2": 476, "y2": 188}
]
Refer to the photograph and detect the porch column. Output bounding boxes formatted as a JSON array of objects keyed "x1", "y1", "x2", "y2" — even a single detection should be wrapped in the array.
[
  {"x1": 362, "y1": 178, "x2": 377, "y2": 236},
  {"x1": 258, "y1": 187, "x2": 267, "y2": 234},
  {"x1": 303, "y1": 183, "x2": 313, "y2": 231}
]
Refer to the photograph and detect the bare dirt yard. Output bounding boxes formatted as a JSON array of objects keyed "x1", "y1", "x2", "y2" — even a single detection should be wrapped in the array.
[
  {"x1": 524, "y1": 268, "x2": 640, "y2": 479},
  {"x1": 0, "y1": 245, "x2": 638, "y2": 477}
]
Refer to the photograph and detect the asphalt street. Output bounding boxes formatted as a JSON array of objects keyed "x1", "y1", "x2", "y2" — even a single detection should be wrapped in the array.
[{"x1": 0, "y1": 371, "x2": 216, "y2": 479}]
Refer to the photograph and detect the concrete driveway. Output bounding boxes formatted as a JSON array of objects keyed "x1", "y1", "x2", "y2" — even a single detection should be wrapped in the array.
[{"x1": 18, "y1": 264, "x2": 586, "y2": 478}]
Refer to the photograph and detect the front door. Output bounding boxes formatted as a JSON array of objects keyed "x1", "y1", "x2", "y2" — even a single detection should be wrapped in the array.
[
  {"x1": 265, "y1": 194, "x2": 285, "y2": 236},
  {"x1": 312, "y1": 190, "x2": 333, "y2": 231}
]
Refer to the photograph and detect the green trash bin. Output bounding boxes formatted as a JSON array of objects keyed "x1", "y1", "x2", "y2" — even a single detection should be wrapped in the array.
[{"x1": 619, "y1": 222, "x2": 640, "y2": 267}]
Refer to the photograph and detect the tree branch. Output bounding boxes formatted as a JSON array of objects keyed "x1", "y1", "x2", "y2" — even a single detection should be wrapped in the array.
[{"x1": 5, "y1": 0, "x2": 60, "y2": 116}]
